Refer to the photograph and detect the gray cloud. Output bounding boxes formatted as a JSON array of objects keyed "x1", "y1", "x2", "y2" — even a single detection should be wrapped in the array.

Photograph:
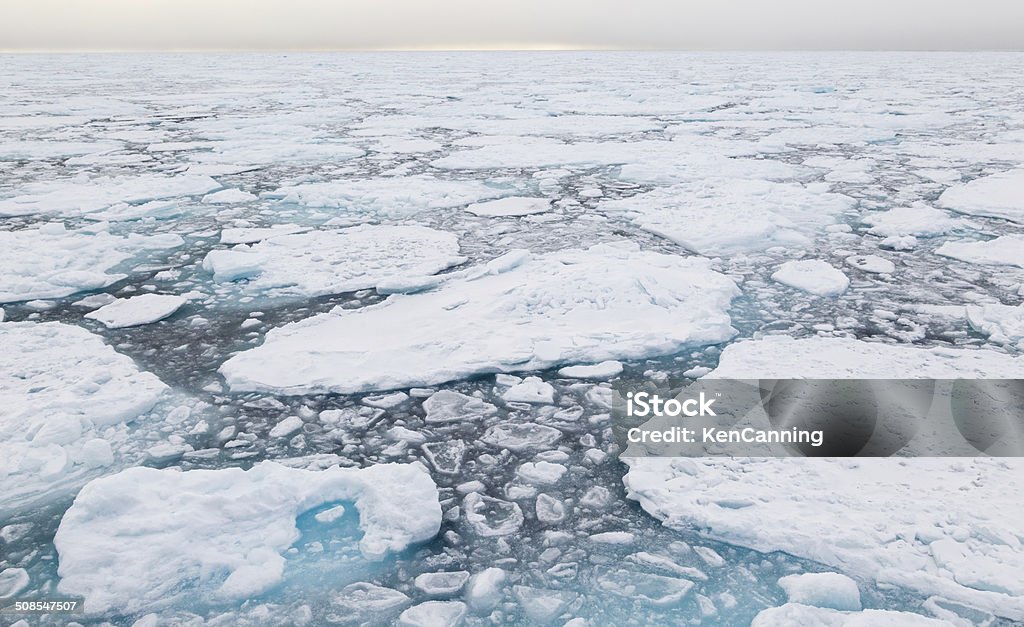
[{"x1": 1, "y1": 0, "x2": 1022, "y2": 51}]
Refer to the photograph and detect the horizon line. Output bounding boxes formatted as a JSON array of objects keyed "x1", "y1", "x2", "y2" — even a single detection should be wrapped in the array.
[{"x1": 2, "y1": 46, "x2": 1023, "y2": 54}]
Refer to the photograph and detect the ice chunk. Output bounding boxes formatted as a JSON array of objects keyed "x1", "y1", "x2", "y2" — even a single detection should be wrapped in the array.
[
  {"x1": 845, "y1": 255, "x2": 895, "y2": 274},
  {"x1": 414, "y1": 571, "x2": 470, "y2": 596},
  {"x1": 423, "y1": 390, "x2": 497, "y2": 424},
  {"x1": 516, "y1": 461, "x2": 567, "y2": 485},
  {"x1": 333, "y1": 582, "x2": 410, "y2": 615},
  {"x1": 512, "y1": 586, "x2": 577, "y2": 623},
  {"x1": 752, "y1": 604, "x2": 952, "y2": 626},
  {"x1": 535, "y1": 494, "x2": 568, "y2": 524},
  {"x1": 0, "y1": 322, "x2": 168, "y2": 512},
  {"x1": 465, "y1": 197, "x2": 551, "y2": 217},
  {"x1": 557, "y1": 360, "x2": 623, "y2": 380},
  {"x1": 595, "y1": 570, "x2": 694, "y2": 606},
  {"x1": 0, "y1": 223, "x2": 182, "y2": 303},
  {"x1": 269, "y1": 415, "x2": 304, "y2": 438},
  {"x1": 54, "y1": 462, "x2": 441, "y2": 613},
  {"x1": 481, "y1": 423, "x2": 562, "y2": 452},
  {"x1": 778, "y1": 572, "x2": 861, "y2": 611},
  {"x1": 84, "y1": 294, "x2": 187, "y2": 328},
  {"x1": 0, "y1": 174, "x2": 220, "y2": 219},
  {"x1": 314, "y1": 505, "x2": 346, "y2": 523},
  {"x1": 265, "y1": 176, "x2": 508, "y2": 218},
  {"x1": 935, "y1": 236, "x2": 1024, "y2": 268},
  {"x1": 398, "y1": 601, "x2": 467, "y2": 627},
  {"x1": 967, "y1": 304, "x2": 1024, "y2": 349},
  {"x1": 0, "y1": 568, "x2": 30, "y2": 598},
  {"x1": 597, "y1": 179, "x2": 854, "y2": 255},
  {"x1": 464, "y1": 568, "x2": 506, "y2": 611},
  {"x1": 463, "y1": 493, "x2": 523, "y2": 537},
  {"x1": 862, "y1": 205, "x2": 964, "y2": 237},
  {"x1": 202, "y1": 188, "x2": 257, "y2": 204},
  {"x1": 203, "y1": 225, "x2": 465, "y2": 298},
  {"x1": 220, "y1": 243, "x2": 739, "y2": 394},
  {"x1": 938, "y1": 168, "x2": 1024, "y2": 223},
  {"x1": 771, "y1": 260, "x2": 850, "y2": 296},
  {"x1": 502, "y1": 377, "x2": 555, "y2": 404}
]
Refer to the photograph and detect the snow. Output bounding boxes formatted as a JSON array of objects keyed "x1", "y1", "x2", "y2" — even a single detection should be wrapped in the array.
[
  {"x1": 264, "y1": 176, "x2": 509, "y2": 218},
  {"x1": 219, "y1": 243, "x2": 739, "y2": 394},
  {"x1": 0, "y1": 322, "x2": 168, "y2": 512},
  {"x1": 202, "y1": 225, "x2": 465, "y2": 297},
  {"x1": 862, "y1": 205, "x2": 964, "y2": 237},
  {"x1": 938, "y1": 168, "x2": 1024, "y2": 223},
  {"x1": 935, "y1": 236, "x2": 1024, "y2": 268},
  {"x1": 0, "y1": 223, "x2": 183, "y2": 303},
  {"x1": 752, "y1": 604, "x2": 953, "y2": 626},
  {"x1": 771, "y1": 260, "x2": 850, "y2": 296},
  {"x1": 54, "y1": 462, "x2": 441, "y2": 613},
  {"x1": 777, "y1": 573, "x2": 861, "y2": 611},
  {"x1": 84, "y1": 294, "x2": 187, "y2": 328},
  {"x1": 597, "y1": 179, "x2": 854, "y2": 255},
  {"x1": 966, "y1": 303, "x2": 1024, "y2": 348},
  {"x1": 465, "y1": 197, "x2": 552, "y2": 217},
  {"x1": 557, "y1": 360, "x2": 624, "y2": 380},
  {"x1": 0, "y1": 174, "x2": 220, "y2": 219}
]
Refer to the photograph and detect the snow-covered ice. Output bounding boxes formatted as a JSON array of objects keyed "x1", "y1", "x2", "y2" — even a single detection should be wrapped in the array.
[
  {"x1": 935, "y1": 236, "x2": 1024, "y2": 268},
  {"x1": 938, "y1": 168, "x2": 1024, "y2": 223},
  {"x1": 771, "y1": 260, "x2": 850, "y2": 296},
  {"x1": 777, "y1": 572, "x2": 861, "y2": 611},
  {"x1": 202, "y1": 225, "x2": 465, "y2": 297},
  {"x1": 465, "y1": 197, "x2": 552, "y2": 217},
  {"x1": 219, "y1": 243, "x2": 739, "y2": 394},
  {"x1": 84, "y1": 294, "x2": 187, "y2": 328},
  {"x1": 54, "y1": 462, "x2": 441, "y2": 613}
]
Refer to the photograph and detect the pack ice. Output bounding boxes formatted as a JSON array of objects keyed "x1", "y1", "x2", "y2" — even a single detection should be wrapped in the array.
[
  {"x1": 54, "y1": 461, "x2": 441, "y2": 614},
  {"x1": 937, "y1": 168, "x2": 1024, "y2": 223},
  {"x1": 202, "y1": 225, "x2": 465, "y2": 297},
  {"x1": 219, "y1": 243, "x2": 739, "y2": 394},
  {"x1": 0, "y1": 223, "x2": 183, "y2": 303},
  {"x1": 624, "y1": 336, "x2": 1024, "y2": 621},
  {"x1": 0, "y1": 322, "x2": 168, "y2": 513}
]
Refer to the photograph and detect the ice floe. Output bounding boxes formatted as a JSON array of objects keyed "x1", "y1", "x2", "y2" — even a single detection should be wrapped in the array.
[
  {"x1": 966, "y1": 303, "x2": 1024, "y2": 349},
  {"x1": 219, "y1": 243, "x2": 739, "y2": 394},
  {"x1": 862, "y1": 204, "x2": 965, "y2": 238},
  {"x1": 84, "y1": 294, "x2": 187, "y2": 328},
  {"x1": 752, "y1": 604, "x2": 952, "y2": 626},
  {"x1": 0, "y1": 223, "x2": 183, "y2": 303},
  {"x1": 938, "y1": 168, "x2": 1024, "y2": 224},
  {"x1": 597, "y1": 179, "x2": 854, "y2": 255},
  {"x1": 0, "y1": 322, "x2": 168, "y2": 512},
  {"x1": 771, "y1": 260, "x2": 850, "y2": 296},
  {"x1": 557, "y1": 360, "x2": 624, "y2": 380},
  {"x1": 465, "y1": 197, "x2": 552, "y2": 217},
  {"x1": 935, "y1": 236, "x2": 1024, "y2": 268},
  {"x1": 202, "y1": 225, "x2": 464, "y2": 298},
  {"x1": 54, "y1": 461, "x2": 441, "y2": 614},
  {"x1": 0, "y1": 174, "x2": 220, "y2": 219}
]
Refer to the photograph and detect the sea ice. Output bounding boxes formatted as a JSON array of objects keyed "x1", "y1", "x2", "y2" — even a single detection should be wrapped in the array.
[
  {"x1": 54, "y1": 462, "x2": 441, "y2": 613},
  {"x1": 752, "y1": 604, "x2": 953, "y2": 626},
  {"x1": 777, "y1": 572, "x2": 861, "y2": 611},
  {"x1": 938, "y1": 168, "x2": 1024, "y2": 223},
  {"x1": 465, "y1": 197, "x2": 551, "y2": 217},
  {"x1": 219, "y1": 243, "x2": 739, "y2": 394},
  {"x1": 966, "y1": 303, "x2": 1024, "y2": 349},
  {"x1": 84, "y1": 294, "x2": 187, "y2": 328},
  {"x1": 862, "y1": 205, "x2": 964, "y2": 237},
  {"x1": 264, "y1": 176, "x2": 509, "y2": 218},
  {"x1": 397, "y1": 601, "x2": 467, "y2": 627},
  {"x1": 502, "y1": 377, "x2": 556, "y2": 404},
  {"x1": 845, "y1": 255, "x2": 895, "y2": 274},
  {"x1": 771, "y1": 260, "x2": 850, "y2": 296},
  {"x1": 557, "y1": 360, "x2": 623, "y2": 380},
  {"x1": 935, "y1": 236, "x2": 1024, "y2": 268},
  {"x1": 597, "y1": 179, "x2": 854, "y2": 255},
  {"x1": 0, "y1": 174, "x2": 220, "y2": 219},
  {"x1": 0, "y1": 322, "x2": 168, "y2": 512},
  {"x1": 0, "y1": 223, "x2": 183, "y2": 303},
  {"x1": 202, "y1": 225, "x2": 465, "y2": 298}
]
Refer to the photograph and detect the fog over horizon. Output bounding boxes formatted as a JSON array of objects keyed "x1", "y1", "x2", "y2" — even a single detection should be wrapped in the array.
[{"x1": 2, "y1": 0, "x2": 1023, "y2": 51}]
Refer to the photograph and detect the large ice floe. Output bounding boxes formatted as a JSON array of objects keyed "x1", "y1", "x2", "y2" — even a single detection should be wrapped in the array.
[
  {"x1": 220, "y1": 242, "x2": 739, "y2": 394},
  {"x1": 262, "y1": 175, "x2": 510, "y2": 218},
  {"x1": 625, "y1": 336, "x2": 1024, "y2": 621},
  {"x1": 0, "y1": 174, "x2": 220, "y2": 219},
  {"x1": 0, "y1": 322, "x2": 170, "y2": 513},
  {"x1": 937, "y1": 168, "x2": 1024, "y2": 223},
  {"x1": 202, "y1": 225, "x2": 465, "y2": 297},
  {"x1": 0, "y1": 223, "x2": 183, "y2": 303},
  {"x1": 53, "y1": 461, "x2": 441, "y2": 614},
  {"x1": 596, "y1": 179, "x2": 854, "y2": 255}
]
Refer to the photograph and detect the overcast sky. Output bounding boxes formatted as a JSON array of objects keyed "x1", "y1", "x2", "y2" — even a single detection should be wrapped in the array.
[{"x1": 2, "y1": 0, "x2": 1022, "y2": 51}]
